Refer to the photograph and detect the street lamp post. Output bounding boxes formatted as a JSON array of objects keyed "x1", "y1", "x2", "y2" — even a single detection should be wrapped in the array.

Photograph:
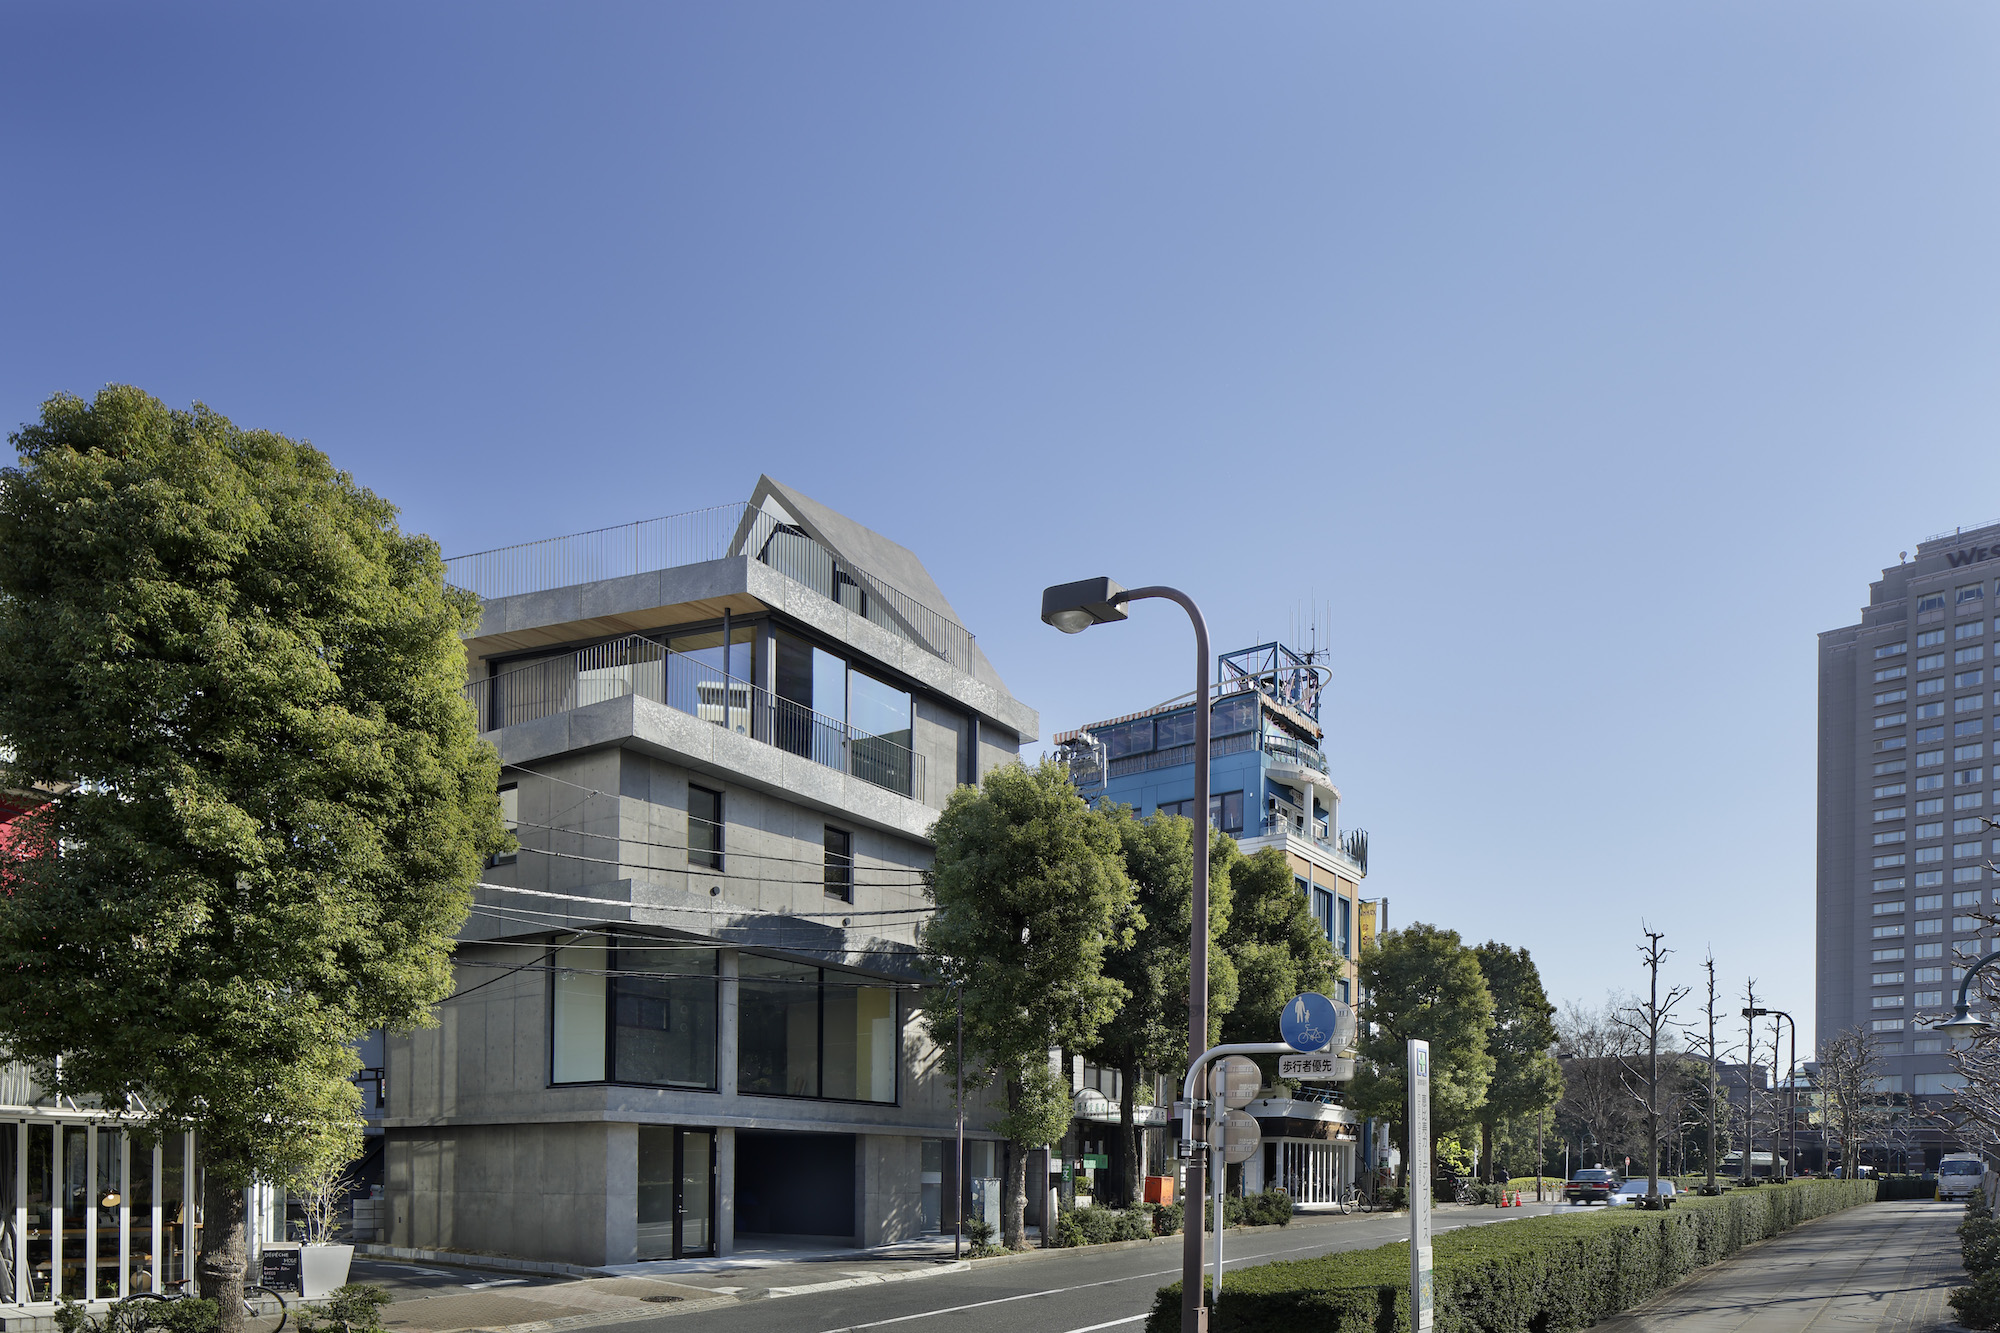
[
  {"x1": 1743, "y1": 1008, "x2": 1796, "y2": 1180},
  {"x1": 1043, "y1": 577, "x2": 1211, "y2": 1333}
]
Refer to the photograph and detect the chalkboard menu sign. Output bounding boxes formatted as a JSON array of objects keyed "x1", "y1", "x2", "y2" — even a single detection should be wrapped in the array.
[{"x1": 259, "y1": 1247, "x2": 302, "y2": 1293}]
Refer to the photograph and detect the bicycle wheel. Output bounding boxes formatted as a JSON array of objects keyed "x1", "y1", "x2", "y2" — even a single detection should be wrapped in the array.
[
  {"x1": 113, "y1": 1294, "x2": 176, "y2": 1332},
  {"x1": 242, "y1": 1284, "x2": 289, "y2": 1333}
]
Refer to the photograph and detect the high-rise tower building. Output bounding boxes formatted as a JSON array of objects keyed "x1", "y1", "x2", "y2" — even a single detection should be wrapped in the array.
[{"x1": 1819, "y1": 521, "x2": 2000, "y2": 1112}]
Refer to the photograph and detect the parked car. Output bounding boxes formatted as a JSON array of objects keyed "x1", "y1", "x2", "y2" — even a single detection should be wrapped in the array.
[
  {"x1": 1612, "y1": 1178, "x2": 1678, "y2": 1207},
  {"x1": 1565, "y1": 1168, "x2": 1620, "y2": 1204}
]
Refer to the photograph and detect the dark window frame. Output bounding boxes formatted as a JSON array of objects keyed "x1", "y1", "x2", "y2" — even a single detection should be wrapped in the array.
[
  {"x1": 490, "y1": 782, "x2": 519, "y2": 866},
  {"x1": 824, "y1": 826, "x2": 854, "y2": 901},
  {"x1": 734, "y1": 961, "x2": 902, "y2": 1106},
  {"x1": 547, "y1": 934, "x2": 722, "y2": 1092},
  {"x1": 689, "y1": 784, "x2": 725, "y2": 871}
]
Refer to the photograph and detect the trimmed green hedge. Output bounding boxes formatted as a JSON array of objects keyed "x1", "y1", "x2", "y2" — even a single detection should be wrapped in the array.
[{"x1": 1146, "y1": 1178, "x2": 1877, "y2": 1333}]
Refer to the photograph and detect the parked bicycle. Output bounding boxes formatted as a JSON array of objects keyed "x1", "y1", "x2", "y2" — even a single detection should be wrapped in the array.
[
  {"x1": 116, "y1": 1277, "x2": 288, "y2": 1333},
  {"x1": 1333, "y1": 1183, "x2": 1361, "y2": 1214}
]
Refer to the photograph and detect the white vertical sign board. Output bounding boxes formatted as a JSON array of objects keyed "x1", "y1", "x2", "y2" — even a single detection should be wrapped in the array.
[{"x1": 1409, "y1": 1039, "x2": 1433, "y2": 1332}]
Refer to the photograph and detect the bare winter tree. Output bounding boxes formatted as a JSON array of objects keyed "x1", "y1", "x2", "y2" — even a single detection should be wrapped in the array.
[
  {"x1": 1817, "y1": 1026, "x2": 1889, "y2": 1178},
  {"x1": 1610, "y1": 928, "x2": 1692, "y2": 1203},
  {"x1": 1678, "y1": 953, "x2": 1728, "y2": 1193},
  {"x1": 1556, "y1": 999, "x2": 1641, "y2": 1169}
]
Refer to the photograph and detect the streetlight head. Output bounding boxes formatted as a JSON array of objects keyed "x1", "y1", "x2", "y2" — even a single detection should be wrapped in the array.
[
  {"x1": 1936, "y1": 1008, "x2": 1994, "y2": 1040},
  {"x1": 1743, "y1": 1007, "x2": 1769, "y2": 1019},
  {"x1": 1041, "y1": 578, "x2": 1129, "y2": 634},
  {"x1": 1048, "y1": 608, "x2": 1096, "y2": 634}
]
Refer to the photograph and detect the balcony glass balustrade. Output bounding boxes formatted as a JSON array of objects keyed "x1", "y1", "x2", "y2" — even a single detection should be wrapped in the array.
[{"x1": 468, "y1": 635, "x2": 924, "y2": 800}]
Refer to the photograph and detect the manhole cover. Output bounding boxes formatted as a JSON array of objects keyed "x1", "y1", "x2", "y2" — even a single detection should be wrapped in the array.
[{"x1": 641, "y1": 1295, "x2": 684, "y2": 1304}]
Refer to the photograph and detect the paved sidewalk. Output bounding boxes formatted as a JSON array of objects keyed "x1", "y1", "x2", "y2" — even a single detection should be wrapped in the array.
[{"x1": 1591, "y1": 1198, "x2": 1966, "y2": 1333}]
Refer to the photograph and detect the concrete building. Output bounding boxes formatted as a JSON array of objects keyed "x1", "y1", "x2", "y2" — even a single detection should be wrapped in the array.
[
  {"x1": 1819, "y1": 521, "x2": 2000, "y2": 1112},
  {"x1": 381, "y1": 477, "x2": 1036, "y2": 1266},
  {"x1": 1053, "y1": 640, "x2": 1370, "y2": 1202}
]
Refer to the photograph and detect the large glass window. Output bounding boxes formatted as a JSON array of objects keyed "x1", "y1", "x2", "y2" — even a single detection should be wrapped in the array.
[
  {"x1": 849, "y1": 670, "x2": 914, "y2": 794},
  {"x1": 1211, "y1": 694, "x2": 1258, "y2": 737},
  {"x1": 667, "y1": 626, "x2": 755, "y2": 734},
  {"x1": 1103, "y1": 719, "x2": 1154, "y2": 759},
  {"x1": 738, "y1": 958, "x2": 898, "y2": 1103},
  {"x1": 551, "y1": 940, "x2": 718, "y2": 1088},
  {"x1": 1154, "y1": 710, "x2": 1194, "y2": 749}
]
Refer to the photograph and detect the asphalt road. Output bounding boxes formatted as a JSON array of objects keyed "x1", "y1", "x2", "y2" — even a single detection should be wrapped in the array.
[{"x1": 635, "y1": 1205, "x2": 1563, "y2": 1333}]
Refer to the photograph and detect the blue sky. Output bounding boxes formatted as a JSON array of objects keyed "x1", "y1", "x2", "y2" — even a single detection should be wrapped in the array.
[{"x1": 8, "y1": 2, "x2": 2000, "y2": 1057}]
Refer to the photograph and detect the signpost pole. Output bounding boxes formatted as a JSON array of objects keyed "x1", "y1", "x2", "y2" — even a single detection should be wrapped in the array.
[
  {"x1": 1410, "y1": 1039, "x2": 1433, "y2": 1333},
  {"x1": 1211, "y1": 1130, "x2": 1223, "y2": 1305}
]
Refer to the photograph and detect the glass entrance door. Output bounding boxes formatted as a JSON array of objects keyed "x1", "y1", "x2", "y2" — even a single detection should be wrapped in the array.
[
  {"x1": 676, "y1": 1132, "x2": 712, "y2": 1258},
  {"x1": 636, "y1": 1129, "x2": 714, "y2": 1261}
]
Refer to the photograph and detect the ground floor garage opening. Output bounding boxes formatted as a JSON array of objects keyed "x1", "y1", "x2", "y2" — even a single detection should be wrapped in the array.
[{"x1": 734, "y1": 1130, "x2": 856, "y2": 1243}]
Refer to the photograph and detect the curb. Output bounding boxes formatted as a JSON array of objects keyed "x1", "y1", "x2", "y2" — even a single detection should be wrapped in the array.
[
  {"x1": 360, "y1": 1245, "x2": 611, "y2": 1280},
  {"x1": 406, "y1": 1296, "x2": 741, "y2": 1333}
]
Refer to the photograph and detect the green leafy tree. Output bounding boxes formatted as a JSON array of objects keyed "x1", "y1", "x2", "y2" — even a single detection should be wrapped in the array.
[
  {"x1": 921, "y1": 761, "x2": 1134, "y2": 1249},
  {"x1": 1220, "y1": 848, "x2": 1336, "y2": 1074},
  {"x1": 1085, "y1": 809, "x2": 1238, "y2": 1204},
  {"x1": 1350, "y1": 923, "x2": 1495, "y2": 1183},
  {"x1": 1472, "y1": 941, "x2": 1562, "y2": 1182},
  {"x1": 0, "y1": 388, "x2": 507, "y2": 1331}
]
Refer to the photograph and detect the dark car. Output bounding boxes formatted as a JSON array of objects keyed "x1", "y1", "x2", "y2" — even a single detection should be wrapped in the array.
[{"x1": 1565, "y1": 1168, "x2": 1620, "y2": 1204}]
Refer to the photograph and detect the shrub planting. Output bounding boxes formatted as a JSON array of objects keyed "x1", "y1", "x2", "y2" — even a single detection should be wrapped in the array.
[
  {"x1": 1953, "y1": 1195, "x2": 2000, "y2": 1329},
  {"x1": 1145, "y1": 1178, "x2": 1876, "y2": 1333}
]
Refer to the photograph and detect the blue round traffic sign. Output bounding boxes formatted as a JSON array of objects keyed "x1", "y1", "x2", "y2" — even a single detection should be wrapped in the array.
[{"x1": 1280, "y1": 992, "x2": 1339, "y2": 1052}]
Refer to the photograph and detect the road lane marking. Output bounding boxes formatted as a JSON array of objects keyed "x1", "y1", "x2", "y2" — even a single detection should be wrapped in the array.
[
  {"x1": 1057, "y1": 1318, "x2": 1147, "y2": 1333},
  {"x1": 808, "y1": 1230, "x2": 1409, "y2": 1333}
]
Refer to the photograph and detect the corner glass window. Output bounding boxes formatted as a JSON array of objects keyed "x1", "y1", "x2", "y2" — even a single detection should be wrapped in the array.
[
  {"x1": 738, "y1": 958, "x2": 898, "y2": 1103},
  {"x1": 551, "y1": 939, "x2": 719, "y2": 1089},
  {"x1": 1211, "y1": 694, "x2": 1258, "y2": 736}
]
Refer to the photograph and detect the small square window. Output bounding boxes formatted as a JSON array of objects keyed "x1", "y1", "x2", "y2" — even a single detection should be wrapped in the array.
[{"x1": 489, "y1": 783, "x2": 520, "y2": 866}]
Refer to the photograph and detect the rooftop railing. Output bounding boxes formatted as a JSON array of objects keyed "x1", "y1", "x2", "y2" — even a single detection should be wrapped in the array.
[
  {"x1": 468, "y1": 634, "x2": 925, "y2": 801},
  {"x1": 445, "y1": 505, "x2": 977, "y2": 675}
]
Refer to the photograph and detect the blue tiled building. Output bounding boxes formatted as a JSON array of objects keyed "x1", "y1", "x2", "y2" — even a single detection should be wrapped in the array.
[{"x1": 1055, "y1": 641, "x2": 1370, "y2": 1003}]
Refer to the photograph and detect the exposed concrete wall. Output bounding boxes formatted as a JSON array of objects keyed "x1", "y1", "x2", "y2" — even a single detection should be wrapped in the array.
[
  {"x1": 913, "y1": 698, "x2": 969, "y2": 809},
  {"x1": 386, "y1": 1122, "x2": 618, "y2": 1266},
  {"x1": 863, "y1": 1135, "x2": 926, "y2": 1246}
]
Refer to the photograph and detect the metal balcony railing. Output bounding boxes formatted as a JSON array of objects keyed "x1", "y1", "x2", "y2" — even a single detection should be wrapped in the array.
[
  {"x1": 1264, "y1": 733, "x2": 1330, "y2": 775},
  {"x1": 444, "y1": 505, "x2": 977, "y2": 675},
  {"x1": 467, "y1": 634, "x2": 925, "y2": 800}
]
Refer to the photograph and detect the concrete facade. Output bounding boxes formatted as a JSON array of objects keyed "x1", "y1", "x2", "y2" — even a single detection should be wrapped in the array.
[
  {"x1": 384, "y1": 478, "x2": 1033, "y2": 1266},
  {"x1": 1818, "y1": 521, "x2": 2000, "y2": 1105}
]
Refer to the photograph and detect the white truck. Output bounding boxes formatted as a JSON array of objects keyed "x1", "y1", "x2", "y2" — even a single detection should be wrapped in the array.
[{"x1": 1939, "y1": 1153, "x2": 1987, "y2": 1203}]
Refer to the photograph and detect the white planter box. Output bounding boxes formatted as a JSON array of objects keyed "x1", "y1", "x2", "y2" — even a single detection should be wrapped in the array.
[{"x1": 260, "y1": 1243, "x2": 355, "y2": 1299}]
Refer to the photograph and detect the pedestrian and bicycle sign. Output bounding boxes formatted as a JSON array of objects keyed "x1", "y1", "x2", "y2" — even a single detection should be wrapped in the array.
[{"x1": 1280, "y1": 992, "x2": 1339, "y2": 1051}]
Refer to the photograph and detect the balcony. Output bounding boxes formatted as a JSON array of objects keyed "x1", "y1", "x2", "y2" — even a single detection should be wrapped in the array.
[
  {"x1": 1259, "y1": 812, "x2": 1369, "y2": 875},
  {"x1": 467, "y1": 634, "x2": 925, "y2": 800},
  {"x1": 445, "y1": 504, "x2": 977, "y2": 675}
]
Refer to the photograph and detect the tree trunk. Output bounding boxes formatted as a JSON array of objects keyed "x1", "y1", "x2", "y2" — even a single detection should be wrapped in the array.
[
  {"x1": 1117, "y1": 1060, "x2": 1140, "y2": 1208},
  {"x1": 1480, "y1": 1118, "x2": 1494, "y2": 1184},
  {"x1": 1003, "y1": 1076, "x2": 1029, "y2": 1250},
  {"x1": 198, "y1": 1172, "x2": 248, "y2": 1333}
]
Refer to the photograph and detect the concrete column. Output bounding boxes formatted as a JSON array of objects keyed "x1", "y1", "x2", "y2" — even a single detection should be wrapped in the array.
[
  {"x1": 717, "y1": 951, "x2": 739, "y2": 1256},
  {"x1": 605, "y1": 1123, "x2": 638, "y2": 1266},
  {"x1": 715, "y1": 1128, "x2": 736, "y2": 1257},
  {"x1": 719, "y1": 950, "x2": 740, "y2": 1095}
]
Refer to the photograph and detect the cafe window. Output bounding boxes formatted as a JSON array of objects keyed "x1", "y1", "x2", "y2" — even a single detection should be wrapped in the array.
[
  {"x1": 738, "y1": 957, "x2": 898, "y2": 1103},
  {"x1": 1208, "y1": 790, "x2": 1245, "y2": 834},
  {"x1": 1103, "y1": 719, "x2": 1154, "y2": 760},
  {"x1": 1211, "y1": 694, "x2": 1258, "y2": 737},
  {"x1": 550, "y1": 939, "x2": 719, "y2": 1089},
  {"x1": 1154, "y1": 709, "x2": 1195, "y2": 749}
]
